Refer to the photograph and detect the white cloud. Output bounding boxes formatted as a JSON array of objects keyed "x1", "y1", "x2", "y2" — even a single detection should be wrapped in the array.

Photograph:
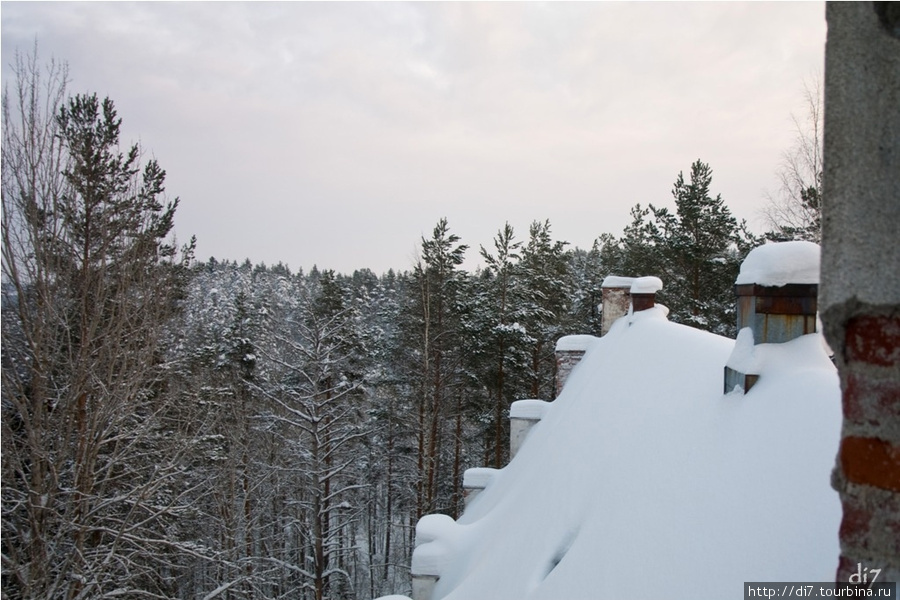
[{"x1": 1, "y1": 1, "x2": 826, "y2": 274}]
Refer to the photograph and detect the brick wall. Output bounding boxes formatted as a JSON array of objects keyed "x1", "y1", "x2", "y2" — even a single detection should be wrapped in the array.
[
  {"x1": 822, "y1": 2, "x2": 900, "y2": 584},
  {"x1": 832, "y1": 314, "x2": 900, "y2": 582},
  {"x1": 555, "y1": 350, "x2": 585, "y2": 398}
]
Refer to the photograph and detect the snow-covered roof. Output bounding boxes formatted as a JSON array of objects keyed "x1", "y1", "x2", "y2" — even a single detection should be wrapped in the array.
[
  {"x1": 554, "y1": 334, "x2": 598, "y2": 352},
  {"x1": 412, "y1": 304, "x2": 841, "y2": 600},
  {"x1": 735, "y1": 241, "x2": 820, "y2": 286}
]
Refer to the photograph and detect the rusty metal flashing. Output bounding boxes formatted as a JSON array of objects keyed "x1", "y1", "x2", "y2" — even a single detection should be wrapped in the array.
[{"x1": 734, "y1": 284, "x2": 819, "y2": 315}]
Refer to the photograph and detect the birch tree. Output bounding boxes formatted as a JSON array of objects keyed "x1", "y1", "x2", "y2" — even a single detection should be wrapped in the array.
[{"x1": 762, "y1": 77, "x2": 824, "y2": 242}]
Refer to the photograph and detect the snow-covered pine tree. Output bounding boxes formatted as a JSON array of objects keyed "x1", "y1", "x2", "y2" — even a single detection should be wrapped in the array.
[
  {"x1": 473, "y1": 223, "x2": 530, "y2": 468},
  {"x1": 620, "y1": 160, "x2": 757, "y2": 336},
  {"x1": 407, "y1": 219, "x2": 468, "y2": 518},
  {"x1": 517, "y1": 220, "x2": 572, "y2": 398}
]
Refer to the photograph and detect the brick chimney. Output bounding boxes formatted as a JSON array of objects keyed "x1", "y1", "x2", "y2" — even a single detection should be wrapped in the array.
[
  {"x1": 600, "y1": 276, "x2": 635, "y2": 335},
  {"x1": 554, "y1": 335, "x2": 598, "y2": 398},
  {"x1": 630, "y1": 276, "x2": 663, "y2": 312}
]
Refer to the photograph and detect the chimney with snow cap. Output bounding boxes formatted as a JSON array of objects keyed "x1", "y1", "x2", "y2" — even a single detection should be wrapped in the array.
[
  {"x1": 725, "y1": 241, "x2": 820, "y2": 393},
  {"x1": 462, "y1": 467, "x2": 499, "y2": 508},
  {"x1": 600, "y1": 276, "x2": 636, "y2": 334},
  {"x1": 509, "y1": 399, "x2": 551, "y2": 459},
  {"x1": 554, "y1": 335, "x2": 599, "y2": 397},
  {"x1": 733, "y1": 241, "x2": 819, "y2": 344},
  {"x1": 411, "y1": 514, "x2": 459, "y2": 600},
  {"x1": 630, "y1": 276, "x2": 663, "y2": 312}
]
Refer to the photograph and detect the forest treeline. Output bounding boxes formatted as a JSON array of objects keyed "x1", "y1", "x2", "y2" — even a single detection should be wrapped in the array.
[{"x1": 1, "y1": 50, "x2": 819, "y2": 599}]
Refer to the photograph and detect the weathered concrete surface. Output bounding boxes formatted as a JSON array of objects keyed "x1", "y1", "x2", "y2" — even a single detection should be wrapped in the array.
[
  {"x1": 821, "y1": 1, "x2": 900, "y2": 585},
  {"x1": 821, "y1": 2, "x2": 900, "y2": 311},
  {"x1": 411, "y1": 575, "x2": 438, "y2": 600},
  {"x1": 509, "y1": 399, "x2": 550, "y2": 460}
]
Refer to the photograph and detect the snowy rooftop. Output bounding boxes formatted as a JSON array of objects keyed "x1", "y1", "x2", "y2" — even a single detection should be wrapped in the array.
[
  {"x1": 406, "y1": 302, "x2": 841, "y2": 600},
  {"x1": 735, "y1": 241, "x2": 820, "y2": 286}
]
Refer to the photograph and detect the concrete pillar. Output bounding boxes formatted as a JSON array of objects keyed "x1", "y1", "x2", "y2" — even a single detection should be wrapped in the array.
[
  {"x1": 411, "y1": 575, "x2": 438, "y2": 600},
  {"x1": 821, "y1": 2, "x2": 900, "y2": 584},
  {"x1": 411, "y1": 514, "x2": 456, "y2": 600},
  {"x1": 554, "y1": 335, "x2": 598, "y2": 397},
  {"x1": 600, "y1": 276, "x2": 635, "y2": 335},
  {"x1": 509, "y1": 399, "x2": 550, "y2": 459},
  {"x1": 462, "y1": 467, "x2": 498, "y2": 508}
]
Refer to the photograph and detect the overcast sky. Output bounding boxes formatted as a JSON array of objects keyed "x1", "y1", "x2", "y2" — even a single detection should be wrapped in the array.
[{"x1": 2, "y1": 2, "x2": 826, "y2": 275}]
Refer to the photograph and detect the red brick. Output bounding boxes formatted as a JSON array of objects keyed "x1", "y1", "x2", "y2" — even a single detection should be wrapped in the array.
[
  {"x1": 840, "y1": 436, "x2": 900, "y2": 492},
  {"x1": 845, "y1": 315, "x2": 900, "y2": 366},
  {"x1": 843, "y1": 372, "x2": 900, "y2": 425}
]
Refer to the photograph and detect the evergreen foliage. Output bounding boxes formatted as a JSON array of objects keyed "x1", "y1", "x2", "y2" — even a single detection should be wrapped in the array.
[{"x1": 615, "y1": 160, "x2": 759, "y2": 336}]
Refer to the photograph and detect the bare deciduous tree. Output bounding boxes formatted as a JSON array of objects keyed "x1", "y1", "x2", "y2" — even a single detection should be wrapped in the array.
[
  {"x1": 762, "y1": 76, "x2": 824, "y2": 242},
  {"x1": 2, "y1": 46, "x2": 198, "y2": 599}
]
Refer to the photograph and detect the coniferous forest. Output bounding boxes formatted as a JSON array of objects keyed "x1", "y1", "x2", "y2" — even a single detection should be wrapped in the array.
[{"x1": 2, "y1": 50, "x2": 819, "y2": 600}]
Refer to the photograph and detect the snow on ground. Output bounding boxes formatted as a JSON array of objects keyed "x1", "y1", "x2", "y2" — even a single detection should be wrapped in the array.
[
  {"x1": 736, "y1": 241, "x2": 821, "y2": 286},
  {"x1": 413, "y1": 304, "x2": 842, "y2": 600}
]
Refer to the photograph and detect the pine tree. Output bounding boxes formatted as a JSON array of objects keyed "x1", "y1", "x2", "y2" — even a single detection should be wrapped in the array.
[
  {"x1": 518, "y1": 220, "x2": 572, "y2": 398},
  {"x1": 476, "y1": 223, "x2": 529, "y2": 468},
  {"x1": 409, "y1": 218, "x2": 468, "y2": 517},
  {"x1": 619, "y1": 160, "x2": 757, "y2": 336}
]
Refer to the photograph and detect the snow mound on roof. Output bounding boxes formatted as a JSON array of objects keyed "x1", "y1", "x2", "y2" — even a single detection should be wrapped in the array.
[
  {"x1": 425, "y1": 304, "x2": 840, "y2": 600},
  {"x1": 510, "y1": 399, "x2": 551, "y2": 420},
  {"x1": 412, "y1": 514, "x2": 462, "y2": 577},
  {"x1": 736, "y1": 241, "x2": 820, "y2": 286},
  {"x1": 554, "y1": 334, "x2": 598, "y2": 352},
  {"x1": 630, "y1": 275, "x2": 663, "y2": 294},
  {"x1": 601, "y1": 275, "x2": 636, "y2": 288},
  {"x1": 726, "y1": 327, "x2": 760, "y2": 373},
  {"x1": 462, "y1": 467, "x2": 499, "y2": 489}
]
